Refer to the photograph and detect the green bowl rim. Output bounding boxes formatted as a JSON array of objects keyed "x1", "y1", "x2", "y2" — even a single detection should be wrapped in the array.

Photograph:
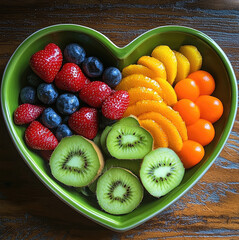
[{"x1": 1, "y1": 24, "x2": 238, "y2": 231}]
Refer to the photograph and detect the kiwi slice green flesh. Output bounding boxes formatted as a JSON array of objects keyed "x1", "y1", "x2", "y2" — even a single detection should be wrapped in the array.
[
  {"x1": 140, "y1": 148, "x2": 185, "y2": 198},
  {"x1": 100, "y1": 126, "x2": 112, "y2": 156},
  {"x1": 115, "y1": 116, "x2": 140, "y2": 127},
  {"x1": 93, "y1": 131, "x2": 101, "y2": 148},
  {"x1": 96, "y1": 167, "x2": 143, "y2": 215},
  {"x1": 106, "y1": 125, "x2": 153, "y2": 159},
  {"x1": 50, "y1": 135, "x2": 104, "y2": 187}
]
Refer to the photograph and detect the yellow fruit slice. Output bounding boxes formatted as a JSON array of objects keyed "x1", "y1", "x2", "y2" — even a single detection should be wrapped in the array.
[
  {"x1": 139, "y1": 119, "x2": 168, "y2": 149},
  {"x1": 151, "y1": 45, "x2": 177, "y2": 85},
  {"x1": 123, "y1": 100, "x2": 188, "y2": 141},
  {"x1": 122, "y1": 64, "x2": 155, "y2": 78},
  {"x1": 153, "y1": 77, "x2": 177, "y2": 106},
  {"x1": 173, "y1": 50, "x2": 190, "y2": 84},
  {"x1": 127, "y1": 87, "x2": 163, "y2": 106},
  {"x1": 137, "y1": 56, "x2": 167, "y2": 80},
  {"x1": 115, "y1": 74, "x2": 163, "y2": 97},
  {"x1": 179, "y1": 45, "x2": 202, "y2": 73},
  {"x1": 138, "y1": 112, "x2": 183, "y2": 152}
]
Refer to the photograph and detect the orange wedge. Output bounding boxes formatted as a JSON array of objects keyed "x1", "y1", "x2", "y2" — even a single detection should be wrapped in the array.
[
  {"x1": 127, "y1": 87, "x2": 163, "y2": 106},
  {"x1": 173, "y1": 50, "x2": 190, "y2": 84},
  {"x1": 139, "y1": 119, "x2": 168, "y2": 149},
  {"x1": 151, "y1": 45, "x2": 177, "y2": 85},
  {"x1": 115, "y1": 74, "x2": 163, "y2": 97},
  {"x1": 137, "y1": 56, "x2": 167, "y2": 80},
  {"x1": 123, "y1": 100, "x2": 188, "y2": 141},
  {"x1": 153, "y1": 77, "x2": 177, "y2": 106},
  {"x1": 138, "y1": 112, "x2": 183, "y2": 152},
  {"x1": 122, "y1": 64, "x2": 155, "y2": 78},
  {"x1": 179, "y1": 45, "x2": 202, "y2": 73}
]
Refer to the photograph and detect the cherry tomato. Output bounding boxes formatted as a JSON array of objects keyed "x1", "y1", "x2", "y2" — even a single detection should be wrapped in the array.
[
  {"x1": 195, "y1": 95, "x2": 223, "y2": 123},
  {"x1": 174, "y1": 78, "x2": 200, "y2": 101},
  {"x1": 188, "y1": 70, "x2": 215, "y2": 95},
  {"x1": 173, "y1": 99, "x2": 200, "y2": 126},
  {"x1": 187, "y1": 119, "x2": 215, "y2": 146},
  {"x1": 177, "y1": 140, "x2": 205, "y2": 169}
]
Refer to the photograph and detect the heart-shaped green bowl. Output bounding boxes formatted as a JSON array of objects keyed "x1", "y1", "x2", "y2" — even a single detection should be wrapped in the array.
[{"x1": 1, "y1": 24, "x2": 238, "y2": 231}]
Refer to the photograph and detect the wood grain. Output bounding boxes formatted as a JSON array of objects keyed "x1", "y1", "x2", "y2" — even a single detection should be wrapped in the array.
[{"x1": 0, "y1": 1, "x2": 238, "y2": 239}]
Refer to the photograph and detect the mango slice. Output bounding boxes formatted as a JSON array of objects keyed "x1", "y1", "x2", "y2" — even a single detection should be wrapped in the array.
[
  {"x1": 123, "y1": 100, "x2": 188, "y2": 141},
  {"x1": 179, "y1": 45, "x2": 202, "y2": 73},
  {"x1": 115, "y1": 74, "x2": 163, "y2": 97},
  {"x1": 153, "y1": 77, "x2": 177, "y2": 106},
  {"x1": 122, "y1": 64, "x2": 155, "y2": 78},
  {"x1": 139, "y1": 119, "x2": 168, "y2": 149},
  {"x1": 173, "y1": 50, "x2": 190, "y2": 84},
  {"x1": 128, "y1": 87, "x2": 163, "y2": 106},
  {"x1": 137, "y1": 56, "x2": 167, "y2": 80},
  {"x1": 151, "y1": 45, "x2": 177, "y2": 85},
  {"x1": 138, "y1": 112, "x2": 183, "y2": 152}
]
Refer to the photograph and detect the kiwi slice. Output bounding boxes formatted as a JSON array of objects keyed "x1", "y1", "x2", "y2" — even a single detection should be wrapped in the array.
[
  {"x1": 115, "y1": 115, "x2": 140, "y2": 127},
  {"x1": 140, "y1": 148, "x2": 185, "y2": 198},
  {"x1": 96, "y1": 167, "x2": 143, "y2": 215},
  {"x1": 88, "y1": 158, "x2": 142, "y2": 194},
  {"x1": 100, "y1": 126, "x2": 112, "y2": 156},
  {"x1": 106, "y1": 125, "x2": 153, "y2": 159},
  {"x1": 93, "y1": 131, "x2": 101, "y2": 148},
  {"x1": 50, "y1": 135, "x2": 104, "y2": 187}
]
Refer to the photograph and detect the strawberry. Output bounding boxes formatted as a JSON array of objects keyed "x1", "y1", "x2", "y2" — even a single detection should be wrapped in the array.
[
  {"x1": 40, "y1": 150, "x2": 53, "y2": 161},
  {"x1": 14, "y1": 104, "x2": 44, "y2": 125},
  {"x1": 68, "y1": 107, "x2": 98, "y2": 139},
  {"x1": 55, "y1": 63, "x2": 86, "y2": 92},
  {"x1": 102, "y1": 90, "x2": 129, "y2": 120},
  {"x1": 30, "y1": 43, "x2": 63, "y2": 83},
  {"x1": 25, "y1": 121, "x2": 58, "y2": 150},
  {"x1": 79, "y1": 81, "x2": 111, "y2": 108}
]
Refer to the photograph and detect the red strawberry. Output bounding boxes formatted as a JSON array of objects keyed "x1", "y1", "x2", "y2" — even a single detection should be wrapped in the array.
[
  {"x1": 40, "y1": 150, "x2": 53, "y2": 161},
  {"x1": 83, "y1": 75, "x2": 91, "y2": 85},
  {"x1": 14, "y1": 104, "x2": 44, "y2": 125},
  {"x1": 68, "y1": 107, "x2": 98, "y2": 139},
  {"x1": 102, "y1": 90, "x2": 129, "y2": 120},
  {"x1": 30, "y1": 43, "x2": 63, "y2": 83},
  {"x1": 25, "y1": 121, "x2": 58, "y2": 150},
  {"x1": 79, "y1": 81, "x2": 112, "y2": 108},
  {"x1": 55, "y1": 63, "x2": 86, "y2": 92}
]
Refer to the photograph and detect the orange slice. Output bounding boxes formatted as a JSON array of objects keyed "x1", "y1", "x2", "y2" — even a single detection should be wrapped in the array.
[
  {"x1": 138, "y1": 112, "x2": 183, "y2": 152},
  {"x1": 123, "y1": 100, "x2": 188, "y2": 141},
  {"x1": 153, "y1": 77, "x2": 177, "y2": 106},
  {"x1": 151, "y1": 45, "x2": 177, "y2": 85},
  {"x1": 127, "y1": 87, "x2": 163, "y2": 106},
  {"x1": 173, "y1": 50, "x2": 190, "y2": 84},
  {"x1": 179, "y1": 45, "x2": 202, "y2": 73},
  {"x1": 122, "y1": 64, "x2": 155, "y2": 78},
  {"x1": 139, "y1": 119, "x2": 168, "y2": 149},
  {"x1": 137, "y1": 56, "x2": 167, "y2": 80},
  {"x1": 115, "y1": 74, "x2": 163, "y2": 97}
]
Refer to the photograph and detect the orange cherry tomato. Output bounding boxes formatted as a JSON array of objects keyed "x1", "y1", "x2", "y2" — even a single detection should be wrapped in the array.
[
  {"x1": 173, "y1": 99, "x2": 200, "y2": 126},
  {"x1": 177, "y1": 140, "x2": 205, "y2": 169},
  {"x1": 174, "y1": 78, "x2": 200, "y2": 101},
  {"x1": 187, "y1": 119, "x2": 215, "y2": 146},
  {"x1": 195, "y1": 95, "x2": 223, "y2": 123},
  {"x1": 188, "y1": 70, "x2": 215, "y2": 95}
]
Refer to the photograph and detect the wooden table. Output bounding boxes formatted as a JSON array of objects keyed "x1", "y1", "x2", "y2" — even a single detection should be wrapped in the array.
[{"x1": 0, "y1": 1, "x2": 238, "y2": 239}]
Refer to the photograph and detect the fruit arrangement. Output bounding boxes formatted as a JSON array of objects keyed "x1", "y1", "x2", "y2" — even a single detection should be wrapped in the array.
[{"x1": 13, "y1": 41, "x2": 223, "y2": 216}]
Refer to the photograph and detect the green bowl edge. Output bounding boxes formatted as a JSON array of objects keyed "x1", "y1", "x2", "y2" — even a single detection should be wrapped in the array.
[{"x1": 1, "y1": 24, "x2": 238, "y2": 231}]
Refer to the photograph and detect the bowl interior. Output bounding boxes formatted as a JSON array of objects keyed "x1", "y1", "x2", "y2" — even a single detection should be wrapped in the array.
[{"x1": 1, "y1": 25, "x2": 237, "y2": 231}]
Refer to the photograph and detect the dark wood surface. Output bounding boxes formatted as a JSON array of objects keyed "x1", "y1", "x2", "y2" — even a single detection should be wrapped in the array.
[{"x1": 0, "y1": 1, "x2": 238, "y2": 239}]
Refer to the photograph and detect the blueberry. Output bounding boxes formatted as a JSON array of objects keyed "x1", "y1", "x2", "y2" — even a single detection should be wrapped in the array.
[
  {"x1": 56, "y1": 93, "x2": 80, "y2": 115},
  {"x1": 37, "y1": 83, "x2": 58, "y2": 104},
  {"x1": 102, "y1": 67, "x2": 122, "y2": 88},
  {"x1": 55, "y1": 124, "x2": 73, "y2": 141},
  {"x1": 41, "y1": 108, "x2": 62, "y2": 129},
  {"x1": 64, "y1": 43, "x2": 86, "y2": 65},
  {"x1": 27, "y1": 72, "x2": 42, "y2": 87},
  {"x1": 82, "y1": 57, "x2": 104, "y2": 78},
  {"x1": 20, "y1": 86, "x2": 37, "y2": 104}
]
